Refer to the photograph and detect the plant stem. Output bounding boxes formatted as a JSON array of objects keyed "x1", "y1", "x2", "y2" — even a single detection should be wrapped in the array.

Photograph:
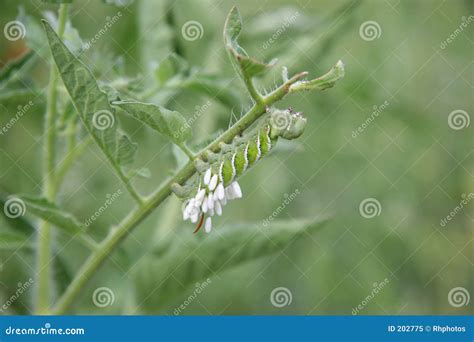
[
  {"x1": 51, "y1": 71, "x2": 307, "y2": 314},
  {"x1": 177, "y1": 143, "x2": 194, "y2": 159},
  {"x1": 243, "y1": 76, "x2": 263, "y2": 105},
  {"x1": 53, "y1": 133, "x2": 92, "y2": 195},
  {"x1": 36, "y1": 3, "x2": 69, "y2": 314}
]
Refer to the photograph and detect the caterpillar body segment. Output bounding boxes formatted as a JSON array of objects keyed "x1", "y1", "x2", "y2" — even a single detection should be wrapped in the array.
[{"x1": 179, "y1": 107, "x2": 306, "y2": 233}]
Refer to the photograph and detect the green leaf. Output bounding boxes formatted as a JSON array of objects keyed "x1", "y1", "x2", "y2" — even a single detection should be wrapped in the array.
[
  {"x1": 116, "y1": 133, "x2": 138, "y2": 166},
  {"x1": 154, "y1": 53, "x2": 189, "y2": 84},
  {"x1": 180, "y1": 74, "x2": 240, "y2": 108},
  {"x1": 20, "y1": 195, "x2": 83, "y2": 234},
  {"x1": 0, "y1": 50, "x2": 35, "y2": 86},
  {"x1": 0, "y1": 231, "x2": 32, "y2": 250},
  {"x1": 132, "y1": 217, "x2": 329, "y2": 312},
  {"x1": 42, "y1": 20, "x2": 141, "y2": 197},
  {"x1": 224, "y1": 6, "x2": 276, "y2": 79},
  {"x1": 289, "y1": 60, "x2": 345, "y2": 93},
  {"x1": 112, "y1": 100, "x2": 192, "y2": 144}
]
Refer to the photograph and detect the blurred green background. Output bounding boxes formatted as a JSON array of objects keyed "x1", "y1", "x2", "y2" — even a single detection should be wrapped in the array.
[{"x1": 0, "y1": 0, "x2": 472, "y2": 315}]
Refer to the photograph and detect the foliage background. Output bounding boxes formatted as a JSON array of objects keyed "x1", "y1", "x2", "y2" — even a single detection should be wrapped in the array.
[{"x1": 0, "y1": 0, "x2": 472, "y2": 314}]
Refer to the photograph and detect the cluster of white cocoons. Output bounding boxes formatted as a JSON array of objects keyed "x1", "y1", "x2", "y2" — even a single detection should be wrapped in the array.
[{"x1": 182, "y1": 168, "x2": 242, "y2": 233}]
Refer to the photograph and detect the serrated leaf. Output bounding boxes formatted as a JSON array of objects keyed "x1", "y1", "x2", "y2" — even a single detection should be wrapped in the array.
[
  {"x1": 112, "y1": 100, "x2": 191, "y2": 144},
  {"x1": 42, "y1": 20, "x2": 139, "y2": 184},
  {"x1": 0, "y1": 231, "x2": 32, "y2": 250},
  {"x1": 132, "y1": 217, "x2": 329, "y2": 311},
  {"x1": 224, "y1": 6, "x2": 276, "y2": 79},
  {"x1": 20, "y1": 195, "x2": 83, "y2": 234},
  {"x1": 289, "y1": 60, "x2": 345, "y2": 93}
]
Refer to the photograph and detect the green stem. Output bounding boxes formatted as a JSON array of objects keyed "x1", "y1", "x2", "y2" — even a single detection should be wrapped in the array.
[
  {"x1": 243, "y1": 76, "x2": 263, "y2": 104},
  {"x1": 51, "y1": 71, "x2": 307, "y2": 314},
  {"x1": 178, "y1": 143, "x2": 194, "y2": 159},
  {"x1": 36, "y1": 3, "x2": 69, "y2": 314},
  {"x1": 52, "y1": 137, "x2": 92, "y2": 195}
]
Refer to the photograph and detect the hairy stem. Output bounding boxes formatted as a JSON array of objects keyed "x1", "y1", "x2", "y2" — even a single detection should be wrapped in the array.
[
  {"x1": 52, "y1": 71, "x2": 307, "y2": 314},
  {"x1": 243, "y1": 76, "x2": 263, "y2": 104},
  {"x1": 36, "y1": 3, "x2": 69, "y2": 314}
]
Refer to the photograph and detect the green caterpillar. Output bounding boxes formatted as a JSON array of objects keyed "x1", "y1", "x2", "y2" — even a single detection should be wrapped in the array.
[{"x1": 174, "y1": 107, "x2": 307, "y2": 233}]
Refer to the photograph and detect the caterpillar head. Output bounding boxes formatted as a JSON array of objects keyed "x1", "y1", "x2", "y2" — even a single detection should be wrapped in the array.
[{"x1": 268, "y1": 107, "x2": 307, "y2": 140}]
